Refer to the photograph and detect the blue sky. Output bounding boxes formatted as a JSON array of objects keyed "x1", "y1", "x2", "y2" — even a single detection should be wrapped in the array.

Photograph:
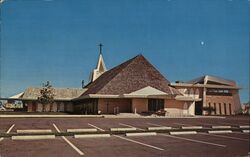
[{"x1": 0, "y1": 0, "x2": 249, "y2": 103}]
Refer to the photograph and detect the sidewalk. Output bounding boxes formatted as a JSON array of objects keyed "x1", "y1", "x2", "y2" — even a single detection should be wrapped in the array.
[
  {"x1": 0, "y1": 113, "x2": 225, "y2": 118},
  {"x1": 103, "y1": 113, "x2": 226, "y2": 119},
  {"x1": 0, "y1": 115, "x2": 104, "y2": 118}
]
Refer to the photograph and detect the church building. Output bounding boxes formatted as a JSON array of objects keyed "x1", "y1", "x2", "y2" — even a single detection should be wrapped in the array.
[{"x1": 2, "y1": 45, "x2": 242, "y2": 116}]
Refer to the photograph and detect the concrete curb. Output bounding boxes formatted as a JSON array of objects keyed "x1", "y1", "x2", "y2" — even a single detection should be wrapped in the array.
[
  {"x1": 104, "y1": 115, "x2": 225, "y2": 119},
  {"x1": 74, "y1": 134, "x2": 110, "y2": 138},
  {"x1": 110, "y1": 128, "x2": 137, "y2": 132},
  {"x1": 170, "y1": 131, "x2": 197, "y2": 135},
  {"x1": 194, "y1": 116, "x2": 225, "y2": 119},
  {"x1": 0, "y1": 115, "x2": 104, "y2": 118},
  {"x1": 212, "y1": 126, "x2": 231, "y2": 129},
  {"x1": 242, "y1": 130, "x2": 250, "y2": 133},
  {"x1": 67, "y1": 128, "x2": 97, "y2": 133},
  {"x1": 148, "y1": 127, "x2": 172, "y2": 131},
  {"x1": 16, "y1": 129, "x2": 52, "y2": 134},
  {"x1": 12, "y1": 135, "x2": 55, "y2": 140},
  {"x1": 208, "y1": 130, "x2": 232, "y2": 134},
  {"x1": 239, "y1": 125, "x2": 250, "y2": 129},
  {"x1": 181, "y1": 126, "x2": 203, "y2": 129},
  {"x1": 126, "y1": 132, "x2": 157, "y2": 137}
]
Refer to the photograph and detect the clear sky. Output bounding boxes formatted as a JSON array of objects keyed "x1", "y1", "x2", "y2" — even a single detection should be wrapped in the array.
[{"x1": 0, "y1": 0, "x2": 249, "y2": 103}]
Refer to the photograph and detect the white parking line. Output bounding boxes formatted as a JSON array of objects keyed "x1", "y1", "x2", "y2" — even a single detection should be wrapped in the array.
[
  {"x1": 113, "y1": 135, "x2": 164, "y2": 151},
  {"x1": 88, "y1": 123, "x2": 105, "y2": 131},
  {"x1": 147, "y1": 122, "x2": 165, "y2": 127},
  {"x1": 53, "y1": 124, "x2": 61, "y2": 132},
  {"x1": 159, "y1": 133, "x2": 226, "y2": 147},
  {"x1": 119, "y1": 123, "x2": 145, "y2": 131},
  {"x1": 200, "y1": 133, "x2": 250, "y2": 142},
  {"x1": 233, "y1": 132, "x2": 250, "y2": 135},
  {"x1": 0, "y1": 124, "x2": 15, "y2": 142},
  {"x1": 242, "y1": 130, "x2": 250, "y2": 133},
  {"x1": 6, "y1": 124, "x2": 15, "y2": 133},
  {"x1": 52, "y1": 123, "x2": 84, "y2": 156}
]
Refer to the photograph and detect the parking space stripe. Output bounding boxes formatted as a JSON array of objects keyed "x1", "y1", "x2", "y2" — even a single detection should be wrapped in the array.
[
  {"x1": 6, "y1": 124, "x2": 15, "y2": 133},
  {"x1": 88, "y1": 123, "x2": 105, "y2": 131},
  {"x1": 159, "y1": 133, "x2": 226, "y2": 148},
  {"x1": 0, "y1": 124, "x2": 15, "y2": 142},
  {"x1": 119, "y1": 123, "x2": 145, "y2": 131},
  {"x1": 147, "y1": 122, "x2": 165, "y2": 127},
  {"x1": 234, "y1": 131, "x2": 250, "y2": 134},
  {"x1": 53, "y1": 123, "x2": 61, "y2": 133},
  {"x1": 200, "y1": 133, "x2": 250, "y2": 142},
  {"x1": 61, "y1": 136, "x2": 84, "y2": 155},
  {"x1": 52, "y1": 123, "x2": 84, "y2": 156},
  {"x1": 113, "y1": 135, "x2": 164, "y2": 151}
]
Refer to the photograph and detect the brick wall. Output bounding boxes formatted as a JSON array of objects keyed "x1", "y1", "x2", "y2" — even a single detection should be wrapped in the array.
[
  {"x1": 206, "y1": 95, "x2": 235, "y2": 115},
  {"x1": 98, "y1": 98, "x2": 132, "y2": 114},
  {"x1": 132, "y1": 98, "x2": 148, "y2": 113}
]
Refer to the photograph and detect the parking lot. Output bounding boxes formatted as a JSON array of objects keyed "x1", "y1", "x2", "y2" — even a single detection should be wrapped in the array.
[{"x1": 0, "y1": 116, "x2": 249, "y2": 157}]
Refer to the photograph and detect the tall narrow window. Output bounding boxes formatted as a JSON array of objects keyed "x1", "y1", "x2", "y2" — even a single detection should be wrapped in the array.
[
  {"x1": 189, "y1": 88, "x2": 194, "y2": 96},
  {"x1": 195, "y1": 89, "x2": 199, "y2": 98},
  {"x1": 195, "y1": 89, "x2": 199, "y2": 95},
  {"x1": 148, "y1": 99, "x2": 164, "y2": 112},
  {"x1": 214, "y1": 103, "x2": 216, "y2": 114},
  {"x1": 224, "y1": 103, "x2": 227, "y2": 115},
  {"x1": 219, "y1": 103, "x2": 222, "y2": 115},
  {"x1": 229, "y1": 103, "x2": 232, "y2": 115},
  {"x1": 208, "y1": 103, "x2": 211, "y2": 115}
]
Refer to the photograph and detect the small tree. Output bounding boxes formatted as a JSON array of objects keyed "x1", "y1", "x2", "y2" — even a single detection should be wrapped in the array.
[{"x1": 38, "y1": 81, "x2": 55, "y2": 112}]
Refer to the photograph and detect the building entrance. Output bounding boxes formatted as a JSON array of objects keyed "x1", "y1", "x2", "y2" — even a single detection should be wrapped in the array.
[{"x1": 195, "y1": 101, "x2": 203, "y2": 115}]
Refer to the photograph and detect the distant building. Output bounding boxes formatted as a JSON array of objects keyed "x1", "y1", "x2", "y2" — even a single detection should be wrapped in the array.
[{"x1": 1, "y1": 49, "x2": 242, "y2": 116}]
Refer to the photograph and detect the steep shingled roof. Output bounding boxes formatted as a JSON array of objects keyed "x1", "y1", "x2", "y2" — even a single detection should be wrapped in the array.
[{"x1": 83, "y1": 54, "x2": 181, "y2": 95}]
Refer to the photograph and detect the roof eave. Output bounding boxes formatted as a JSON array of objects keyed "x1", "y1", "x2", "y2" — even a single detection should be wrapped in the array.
[{"x1": 171, "y1": 83, "x2": 242, "y2": 89}]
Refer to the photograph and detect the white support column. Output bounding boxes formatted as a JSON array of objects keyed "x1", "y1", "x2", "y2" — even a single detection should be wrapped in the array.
[
  {"x1": 188, "y1": 101, "x2": 195, "y2": 116},
  {"x1": 202, "y1": 76, "x2": 208, "y2": 115}
]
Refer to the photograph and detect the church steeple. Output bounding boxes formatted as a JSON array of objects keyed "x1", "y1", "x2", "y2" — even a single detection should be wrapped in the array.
[{"x1": 89, "y1": 43, "x2": 107, "y2": 82}]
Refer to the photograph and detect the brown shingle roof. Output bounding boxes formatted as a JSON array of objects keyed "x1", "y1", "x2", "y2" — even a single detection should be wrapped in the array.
[
  {"x1": 22, "y1": 87, "x2": 87, "y2": 100},
  {"x1": 83, "y1": 54, "x2": 181, "y2": 95}
]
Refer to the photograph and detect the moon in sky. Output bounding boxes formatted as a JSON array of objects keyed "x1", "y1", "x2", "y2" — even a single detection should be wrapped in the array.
[{"x1": 201, "y1": 41, "x2": 205, "y2": 45}]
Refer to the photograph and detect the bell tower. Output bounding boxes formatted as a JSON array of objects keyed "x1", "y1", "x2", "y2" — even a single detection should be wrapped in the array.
[{"x1": 89, "y1": 43, "x2": 107, "y2": 82}]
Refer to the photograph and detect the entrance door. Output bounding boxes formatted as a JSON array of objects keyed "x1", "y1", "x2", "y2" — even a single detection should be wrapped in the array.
[
  {"x1": 148, "y1": 99, "x2": 164, "y2": 112},
  {"x1": 195, "y1": 101, "x2": 203, "y2": 115},
  {"x1": 32, "y1": 103, "x2": 36, "y2": 112}
]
